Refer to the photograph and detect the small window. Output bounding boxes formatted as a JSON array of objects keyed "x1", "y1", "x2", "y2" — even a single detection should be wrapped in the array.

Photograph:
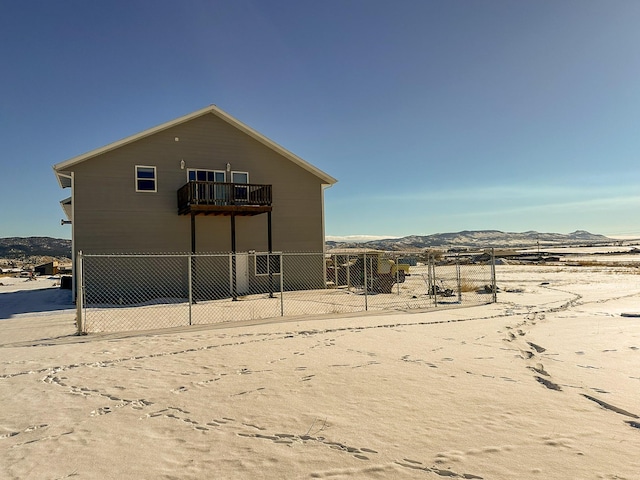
[
  {"x1": 136, "y1": 166, "x2": 157, "y2": 192},
  {"x1": 255, "y1": 253, "x2": 281, "y2": 276}
]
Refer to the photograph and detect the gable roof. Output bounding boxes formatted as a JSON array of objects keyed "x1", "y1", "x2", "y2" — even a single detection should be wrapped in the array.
[{"x1": 53, "y1": 105, "x2": 337, "y2": 185}]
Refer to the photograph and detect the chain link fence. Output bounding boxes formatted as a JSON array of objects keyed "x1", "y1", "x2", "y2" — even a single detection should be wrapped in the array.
[{"x1": 77, "y1": 251, "x2": 496, "y2": 333}]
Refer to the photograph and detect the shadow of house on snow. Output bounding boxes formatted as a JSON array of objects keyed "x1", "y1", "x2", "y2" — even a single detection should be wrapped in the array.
[{"x1": 0, "y1": 288, "x2": 74, "y2": 319}]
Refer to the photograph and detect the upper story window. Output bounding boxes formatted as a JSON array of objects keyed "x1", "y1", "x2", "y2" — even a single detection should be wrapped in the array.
[
  {"x1": 135, "y1": 165, "x2": 157, "y2": 192},
  {"x1": 231, "y1": 171, "x2": 248, "y2": 184},
  {"x1": 188, "y1": 169, "x2": 225, "y2": 182}
]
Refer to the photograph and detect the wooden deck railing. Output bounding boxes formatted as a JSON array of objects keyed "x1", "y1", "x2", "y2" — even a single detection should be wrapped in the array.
[{"x1": 178, "y1": 181, "x2": 272, "y2": 214}]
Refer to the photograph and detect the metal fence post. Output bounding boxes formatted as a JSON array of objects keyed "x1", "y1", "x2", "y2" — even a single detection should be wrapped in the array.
[
  {"x1": 268, "y1": 252, "x2": 274, "y2": 299},
  {"x1": 363, "y1": 252, "x2": 368, "y2": 311},
  {"x1": 396, "y1": 253, "x2": 400, "y2": 296},
  {"x1": 432, "y1": 256, "x2": 438, "y2": 307},
  {"x1": 491, "y1": 247, "x2": 497, "y2": 303},
  {"x1": 188, "y1": 254, "x2": 193, "y2": 326},
  {"x1": 333, "y1": 254, "x2": 337, "y2": 287},
  {"x1": 231, "y1": 252, "x2": 238, "y2": 301},
  {"x1": 280, "y1": 253, "x2": 284, "y2": 316},
  {"x1": 76, "y1": 251, "x2": 84, "y2": 334},
  {"x1": 427, "y1": 254, "x2": 432, "y2": 298},
  {"x1": 456, "y1": 254, "x2": 462, "y2": 303},
  {"x1": 228, "y1": 253, "x2": 233, "y2": 299}
]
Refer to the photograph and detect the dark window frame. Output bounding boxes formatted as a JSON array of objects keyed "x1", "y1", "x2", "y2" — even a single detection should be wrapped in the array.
[{"x1": 254, "y1": 252, "x2": 281, "y2": 276}]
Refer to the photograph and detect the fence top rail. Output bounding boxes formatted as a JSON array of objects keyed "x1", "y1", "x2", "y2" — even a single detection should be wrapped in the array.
[
  {"x1": 79, "y1": 250, "x2": 496, "y2": 258},
  {"x1": 81, "y1": 253, "x2": 196, "y2": 258},
  {"x1": 80, "y1": 251, "x2": 294, "y2": 258}
]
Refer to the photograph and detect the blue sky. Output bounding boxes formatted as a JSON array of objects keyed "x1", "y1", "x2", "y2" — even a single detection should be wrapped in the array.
[{"x1": 2, "y1": 0, "x2": 640, "y2": 241}]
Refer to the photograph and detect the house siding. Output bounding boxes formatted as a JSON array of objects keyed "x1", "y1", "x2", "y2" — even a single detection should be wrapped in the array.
[{"x1": 69, "y1": 113, "x2": 325, "y2": 255}]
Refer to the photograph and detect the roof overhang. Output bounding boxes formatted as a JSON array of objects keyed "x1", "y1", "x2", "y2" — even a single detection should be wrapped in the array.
[
  {"x1": 55, "y1": 171, "x2": 72, "y2": 188},
  {"x1": 60, "y1": 197, "x2": 72, "y2": 221},
  {"x1": 52, "y1": 105, "x2": 337, "y2": 186}
]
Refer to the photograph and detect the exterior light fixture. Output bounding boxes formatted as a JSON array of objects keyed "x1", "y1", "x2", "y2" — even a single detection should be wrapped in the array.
[
  {"x1": 180, "y1": 159, "x2": 185, "y2": 170},
  {"x1": 226, "y1": 163, "x2": 231, "y2": 172}
]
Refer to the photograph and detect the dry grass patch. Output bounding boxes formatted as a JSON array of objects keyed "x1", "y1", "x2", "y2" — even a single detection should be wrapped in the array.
[{"x1": 460, "y1": 280, "x2": 483, "y2": 292}]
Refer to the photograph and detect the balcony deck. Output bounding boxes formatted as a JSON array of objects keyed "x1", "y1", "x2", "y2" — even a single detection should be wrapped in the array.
[{"x1": 178, "y1": 181, "x2": 272, "y2": 216}]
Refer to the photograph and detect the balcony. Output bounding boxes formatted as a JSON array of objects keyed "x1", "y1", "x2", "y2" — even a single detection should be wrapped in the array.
[{"x1": 178, "y1": 181, "x2": 272, "y2": 216}]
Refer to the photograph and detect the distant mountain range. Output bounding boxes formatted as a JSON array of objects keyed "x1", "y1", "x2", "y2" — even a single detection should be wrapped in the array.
[
  {"x1": 0, "y1": 237, "x2": 72, "y2": 259},
  {"x1": 0, "y1": 231, "x2": 619, "y2": 258},
  {"x1": 326, "y1": 230, "x2": 616, "y2": 251}
]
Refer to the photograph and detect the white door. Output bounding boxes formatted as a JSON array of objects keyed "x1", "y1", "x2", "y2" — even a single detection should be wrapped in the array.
[{"x1": 231, "y1": 253, "x2": 249, "y2": 295}]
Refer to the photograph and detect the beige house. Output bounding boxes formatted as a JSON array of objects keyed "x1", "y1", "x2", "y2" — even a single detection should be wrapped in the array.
[{"x1": 53, "y1": 105, "x2": 336, "y2": 296}]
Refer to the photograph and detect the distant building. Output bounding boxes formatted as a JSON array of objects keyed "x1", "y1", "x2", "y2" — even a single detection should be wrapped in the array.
[
  {"x1": 0, "y1": 268, "x2": 22, "y2": 274},
  {"x1": 34, "y1": 261, "x2": 59, "y2": 276}
]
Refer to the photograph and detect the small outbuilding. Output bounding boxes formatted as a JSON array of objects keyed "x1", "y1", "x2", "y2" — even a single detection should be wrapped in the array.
[{"x1": 34, "y1": 261, "x2": 59, "y2": 276}]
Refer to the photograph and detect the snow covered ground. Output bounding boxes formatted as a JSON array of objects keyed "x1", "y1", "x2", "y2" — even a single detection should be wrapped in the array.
[
  {"x1": 514, "y1": 244, "x2": 640, "y2": 265},
  {"x1": 1, "y1": 265, "x2": 639, "y2": 479},
  {"x1": 0, "y1": 275, "x2": 74, "y2": 318}
]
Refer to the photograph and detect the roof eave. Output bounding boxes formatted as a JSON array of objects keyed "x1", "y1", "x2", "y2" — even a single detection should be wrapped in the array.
[
  {"x1": 52, "y1": 105, "x2": 337, "y2": 185},
  {"x1": 52, "y1": 105, "x2": 219, "y2": 172},
  {"x1": 208, "y1": 107, "x2": 338, "y2": 185},
  {"x1": 60, "y1": 197, "x2": 72, "y2": 221},
  {"x1": 54, "y1": 170, "x2": 72, "y2": 188}
]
